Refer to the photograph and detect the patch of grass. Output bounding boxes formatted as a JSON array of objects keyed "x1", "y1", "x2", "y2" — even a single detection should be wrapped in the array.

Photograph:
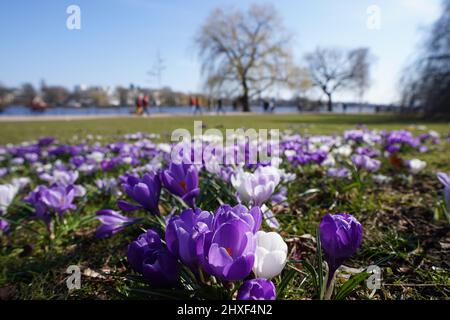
[{"x1": 0, "y1": 113, "x2": 449, "y2": 144}]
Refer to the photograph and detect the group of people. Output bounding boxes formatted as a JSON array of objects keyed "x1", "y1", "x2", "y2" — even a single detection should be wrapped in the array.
[
  {"x1": 262, "y1": 98, "x2": 276, "y2": 113},
  {"x1": 135, "y1": 94, "x2": 277, "y2": 115},
  {"x1": 189, "y1": 96, "x2": 225, "y2": 114},
  {"x1": 135, "y1": 93, "x2": 161, "y2": 115}
]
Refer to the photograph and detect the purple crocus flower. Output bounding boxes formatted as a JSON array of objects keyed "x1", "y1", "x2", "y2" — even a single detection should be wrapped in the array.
[
  {"x1": 0, "y1": 218, "x2": 9, "y2": 234},
  {"x1": 237, "y1": 278, "x2": 276, "y2": 300},
  {"x1": 161, "y1": 162, "x2": 200, "y2": 207},
  {"x1": 127, "y1": 229, "x2": 179, "y2": 287},
  {"x1": 319, "y1": 213, "x2": 362, "y2": 277},
  {"x1": 196, "y1": 206, "x2": 256, "y2": 281},
  {"x1": 101, "y1": 158, "x2": 120, "y2": 171},
  {"x1": 24, "y1": 186, "x2": 51, "y2": 226},
  {"x1": 165, "y1": 208, "x2": 213, "y2": 269},
  {"x1": 327, "y1": 167, "x2": 351, "y2": 179},
  {"x1": 0, "y1": 168, "x2": 7, "y2": 179},
  {"x1": 351, "y1": 155, "x2": 381, "y2": 172},
  {"x1": 213, "y1": 204, "x2": 262, "y2": 234},
  {"x1": 128, "y1": 229, "x2": 162, "y2": 273},
  {"x1": 70, "y1": 155, "x2": 86, "y2": 168},
  {"x1": 38, "y1": 136, "x2": 55, "y2": 147},
  {"x1": 40, "y1": 185, "x2": 76, "y2": 216},
  {"x1": 355, "y1": 147, "x2": 380, "y2": 158},
  {"x1": 40, "y1": 169, "x2": 79, "y2": 186},
  {"x1": 437, "y1": 172, "x2": 450, "y2": 210},
  {"x1": 118, "y1": 171, "x2": 161, "y2": 215},
  {"x1": 142, "y1": 248, "x2": 179, "y2": 288},
  {"x1": 95, "y1": 209, "x2": 140, "y2": 238}
]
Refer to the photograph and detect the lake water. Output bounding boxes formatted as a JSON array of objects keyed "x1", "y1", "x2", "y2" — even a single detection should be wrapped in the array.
[{"x1": 0, "y1": 104, "x2": 378, "y2": 117}]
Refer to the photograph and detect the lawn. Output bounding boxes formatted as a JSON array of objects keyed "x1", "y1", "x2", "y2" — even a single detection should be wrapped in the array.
[
  {"x1": 0, "y1": 113, "x2": 449, "y2": 300},
  {"x1": 2, "y1": 113, "x2": 449, "y2": 172},
  {"x1": 1, "y1": 113, "x2": 449, "y2": 143}
]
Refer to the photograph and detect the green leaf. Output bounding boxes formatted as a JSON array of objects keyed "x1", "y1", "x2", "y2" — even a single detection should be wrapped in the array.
[
  {"x1": 299, "y1": 188, "x2": 321, "y2": 196},
  {"x1": 334, "y1": 271, "x2": 370, "y2": 300},
  {"x1": 301, "y1": 259, "x2": 318, "y2": 293},
  {"x1": 276, "y1": 267, "x2": 297, "y2": 297}
]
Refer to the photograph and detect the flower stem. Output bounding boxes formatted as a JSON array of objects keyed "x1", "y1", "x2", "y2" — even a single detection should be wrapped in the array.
[{"x1": 324, "y1": 268, "x2": 336, "y2": 300}]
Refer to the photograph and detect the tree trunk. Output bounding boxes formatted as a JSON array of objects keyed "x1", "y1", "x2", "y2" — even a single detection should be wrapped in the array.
[
  {"x1": 326, "y1": 93, "x2": 333, "y2": 112},
  {"x1": 242, "y1": 78, "x2": 250, "y2": 112}
]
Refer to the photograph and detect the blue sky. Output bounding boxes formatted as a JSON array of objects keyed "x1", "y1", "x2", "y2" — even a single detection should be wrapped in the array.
[{"x1": 0, "y1": 0, "x2": 442, "y2": 103}]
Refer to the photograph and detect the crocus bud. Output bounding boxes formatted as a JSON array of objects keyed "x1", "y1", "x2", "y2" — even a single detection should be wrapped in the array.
[
  {"x1": 253, "y1": 231, "x2": 288, "y2": 279},
  {"x1": 319, "y1": 213, "x2": 362, "y2": 280},
  {"x1": 118, "y1": 171, "x2": 161, "y2": 215},
  {"x1": 95, "y1": 209, "x2": 139, "y2": 239},
  {"x1": 127, "y1": 229, "x2": 162, "y2": 273},
  {"x1": 408, "y1": 159, "x2": 426, "y2": 174},
  {"x1": 237, "y1": 278, "x2": 276, "y2": 300},
  {"x1": 319, "y1": 213, "x2": 362, "y2": 299}
]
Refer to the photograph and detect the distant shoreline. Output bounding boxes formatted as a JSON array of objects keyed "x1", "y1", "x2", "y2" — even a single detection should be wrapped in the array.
[{"x1": 0, "y1": 112, "x2": 275, "y2": 122}]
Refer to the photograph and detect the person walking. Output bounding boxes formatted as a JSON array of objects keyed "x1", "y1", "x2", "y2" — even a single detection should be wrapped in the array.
[
  {"x1": 135, "y1": 93, "x2": 144, "y2": 115},
  {"x1": 232, "y1": 99, "x2": 238, "y2": 111},
  {"x1": 142, "y1": 93, "x2": 150, "y2": 115},
  {"x1": 216, "y1": 98, "x2": 224, "y2": 114},
  {"x1": 262, "y1": 99, "x2": 269, "y2": 113},
  {"x1": 269, "y1": 98, "x2": 276, "y2": 113},
  {"x1": 189, "y1": 96, "x2": 195, "y2": 113},
  {"x1": 342, "y1": 103, "x2": 348, "y2": 113},
  {"x1": 193, "y1": 96, "x2": 202, "y2": 115}
]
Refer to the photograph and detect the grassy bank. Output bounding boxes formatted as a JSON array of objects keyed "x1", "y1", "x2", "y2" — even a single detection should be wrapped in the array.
[
  {"x1": 2, "y1": 113, "x2": 448, "y2": 171},
  {"x1": 0, "y1": 113, "x2": 449, "y2": 144}
]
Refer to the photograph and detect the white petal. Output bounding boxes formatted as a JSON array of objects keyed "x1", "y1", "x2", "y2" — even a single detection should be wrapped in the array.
[{"x1": 256, "y1": 250, "x2": 287, "y2": 279}]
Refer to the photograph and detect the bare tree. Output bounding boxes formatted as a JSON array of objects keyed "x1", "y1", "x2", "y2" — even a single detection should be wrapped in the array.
[
  {"x1": 305, "y1": 47, "x2": 372, "y2": 112},
  {"x1": 401, "y1": 0, "x2": 450, "y2": 114},
  {"x1": 195, "y1": 4, "x2": 297, "y2": 112},
  {"x1": 148, "y1": 51, "x2": 166, "y2": 88}
]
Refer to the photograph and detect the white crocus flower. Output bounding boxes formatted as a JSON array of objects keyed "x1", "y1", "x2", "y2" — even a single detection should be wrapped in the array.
[
  {"x1": 157, "y1": 143, "x2": 172, "y2": 154},
  {"x1": 231, "y1": 166, "x2": 281, "y2": 206},
  {"x1": 284, "y1": 149, "x2": 296, "y2": 158},
  {"x1": 261, "y1": 204, "x2": 280, "y2": 230},
  {"x1": 409, "y1": 159, "x2": 426, "y2": 174},
  {"x1": 87, "y1": 151, "x2": 104, "y2": 163},
  {"x1": 11, "y1": 177, "x2": 30, "y2": 189},
  {"x1": 253, "y1": 231, "x2": 288, "y2": 279},
  {"x1": 322, "y1": 155, "x2": 336, "y2": 167},
  {"x1": 334, "y1": 145, "x2": 352, "y2": 157},
  {"x1": 373, "y1": 174, "x2": 392, "y2": 184},
  {"x1": 0, "y1": 184, "x2": 19, "y2": 214},
  {"x1": 230, "y1": 169, "x2": 253, "y2": 203}
]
